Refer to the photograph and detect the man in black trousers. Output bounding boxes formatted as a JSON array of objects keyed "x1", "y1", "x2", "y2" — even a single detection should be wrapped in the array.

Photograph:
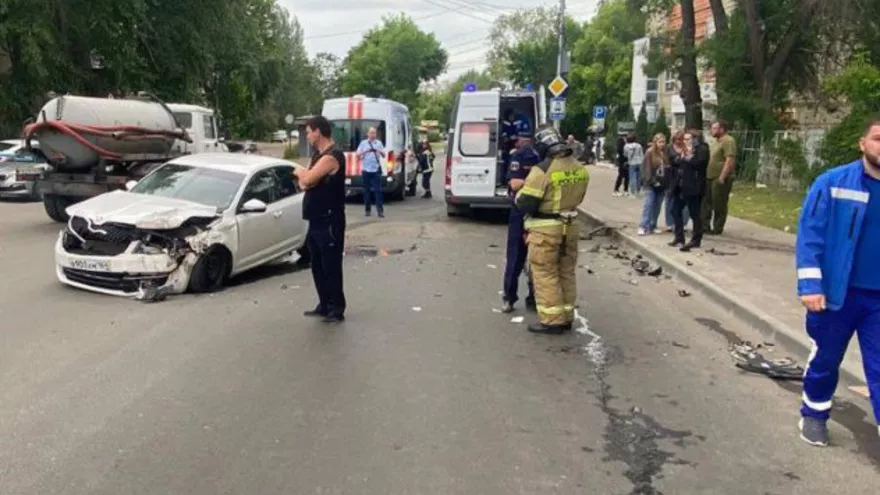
[{"x1": 293, "y1": 116, "x2": 347, "y2": 323}]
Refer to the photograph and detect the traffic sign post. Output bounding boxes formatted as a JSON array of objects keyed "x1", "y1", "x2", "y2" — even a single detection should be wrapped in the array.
[{"x1": 550, "y1": 97, "x2": 566, "y2": 122}]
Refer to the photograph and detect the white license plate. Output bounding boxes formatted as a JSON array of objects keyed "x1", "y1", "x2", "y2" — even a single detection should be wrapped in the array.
[
  {"x1": 68, "y1": 258, "x2": 112, "y2": 272},
  {"x1": 345, "y1": 178, "x2": 352, "y2": 185},
  {"x1": 457, "y1": 174, "x2": 487, "y2": 184}
]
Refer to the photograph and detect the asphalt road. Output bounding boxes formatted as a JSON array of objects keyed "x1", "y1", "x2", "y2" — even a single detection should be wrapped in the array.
[{"x1": 1, "y1": 170, "x2": 879, "y2": 494}]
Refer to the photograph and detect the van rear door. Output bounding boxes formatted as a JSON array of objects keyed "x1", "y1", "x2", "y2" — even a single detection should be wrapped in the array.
[{"x1": 450, "y1": 91, "x2": 500, "y2": 199}]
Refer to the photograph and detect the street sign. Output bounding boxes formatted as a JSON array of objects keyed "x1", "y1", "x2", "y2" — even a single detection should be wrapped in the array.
[
  {"x1": 284, "y1": 114, "x2": 294, "y2": 125},
  {"x1": 592, "y1": 106, "x2": 607, "y2": 120},
  {"x1": 464, "y1": 82, "x2": 477, "y2": 92},
  {"x1": 550, "y1": 97, "x2": 566, "y2": 121},
  {"x1": 548, "y1": 76, "x2": 568, "y2": 98}
]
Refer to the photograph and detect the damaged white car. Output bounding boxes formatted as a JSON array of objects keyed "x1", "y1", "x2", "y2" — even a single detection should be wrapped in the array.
[{"x1": 55, "y1": 153, "x2": 309, "y2": 299}]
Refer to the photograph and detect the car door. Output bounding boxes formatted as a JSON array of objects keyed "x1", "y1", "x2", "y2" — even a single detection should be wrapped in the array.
[
  {"x1": 234, "y1": 169, "x2": 289, "y2": 270},
  {"x1": 270, "y1": 165, "x2": 307, "y2": 251}
]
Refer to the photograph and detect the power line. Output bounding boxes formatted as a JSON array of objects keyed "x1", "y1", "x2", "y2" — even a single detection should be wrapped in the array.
[{"x1": 416, "y1": 0, "x2": 496, "y2": 24}]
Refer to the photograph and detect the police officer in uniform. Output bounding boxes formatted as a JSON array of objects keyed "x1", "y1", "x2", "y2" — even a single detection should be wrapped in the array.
[
  {"x1": 294, "y1": 115, "x2": 348, "y2": 323},
  {"x1": 515, "y1": 125, "x2": 590, "y2": 334},
  {"x1": 501, "y1": 131, "x2": 539, "y2": 313}
]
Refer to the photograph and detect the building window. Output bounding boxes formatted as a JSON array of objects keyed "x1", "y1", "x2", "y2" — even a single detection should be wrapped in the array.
[
  {"x1": 674, "y1": 114, "x2": 685, "y2": 129},
  {"x1": 664, "y1": 71, "x2": 677, "y2": 92}
]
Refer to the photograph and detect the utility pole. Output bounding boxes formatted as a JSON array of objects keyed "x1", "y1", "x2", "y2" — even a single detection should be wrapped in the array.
[{"x1": 554, "y1": 0, "x2": 566, "y2": 131}]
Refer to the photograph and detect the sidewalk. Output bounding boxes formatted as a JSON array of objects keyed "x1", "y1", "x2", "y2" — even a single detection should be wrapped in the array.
[{"x1": 578, "y1": 163, "x2": 865, "y2": 385}]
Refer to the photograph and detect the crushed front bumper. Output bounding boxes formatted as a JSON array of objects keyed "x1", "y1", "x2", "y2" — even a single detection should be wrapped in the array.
[{"x1": 54, "y1": 232, "x2": 195, "y2": 297}]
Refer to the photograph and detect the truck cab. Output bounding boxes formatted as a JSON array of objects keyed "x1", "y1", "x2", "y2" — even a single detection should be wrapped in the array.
[
  {"x1": 444, "y1": 89, "x2": 546, "y2": 217},
  {"x1": 167, "y1": 103, "x2": 229, "y2": 154}
]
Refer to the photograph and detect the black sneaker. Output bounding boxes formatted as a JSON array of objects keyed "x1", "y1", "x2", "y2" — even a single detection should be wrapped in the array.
[
  {"x1": 525, "y1": 298, "x2": 537, "y2": 312},
  {"x1": 501, "y1": 300, "x2": 514, "y2": 313},
  {"x1": 799, "y1": 417, "x2": 829, "y2": 447},
  {"x1": 378, "y1": 211, "x2": 385, "y2": 218}
]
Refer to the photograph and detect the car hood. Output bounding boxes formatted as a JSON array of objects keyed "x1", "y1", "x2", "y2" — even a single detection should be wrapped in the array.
[{"x1": 65, "y1": 190, "x2": 221, "y2": 230}]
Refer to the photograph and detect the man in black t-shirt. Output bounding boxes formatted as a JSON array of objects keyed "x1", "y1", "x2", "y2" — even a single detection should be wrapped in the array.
[{"x1": 293, "y1": 116, "x2": 347, "y2": 323}]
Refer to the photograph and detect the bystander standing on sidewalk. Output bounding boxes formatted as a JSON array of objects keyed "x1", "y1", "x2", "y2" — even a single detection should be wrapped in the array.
[
  {"x1": 664, "y1": 130, "x2": 690, "y2": 232},
  {"x1": 638, "y1": 133, "x2": 669, "y2": 235},
  {"x1": 795, "y1": 116, "x2": 880, "y2": 447},
  {"x1": 613, "y1": 134, "x2": 630, "y2": 196},
  {"x1": 623, "y1": 133, "x2": 644, "y2": 197},
  {"x1": 417, "y1": 138, "x2": 434, "y2": 199},
  {"x1": 669, "y1": 129, "x2": 709, "y2": 251},
  {"x1": 702, "y1": 120, "x2": 736, "y2": 234}
]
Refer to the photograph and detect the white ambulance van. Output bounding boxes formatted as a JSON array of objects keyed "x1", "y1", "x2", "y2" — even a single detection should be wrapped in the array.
[
  {"x1": 444, "y1": 88, "x2": 547, "y2": 216},
  {"x1": 321, "y1": 95, "x2": 418, "y2": 200}
]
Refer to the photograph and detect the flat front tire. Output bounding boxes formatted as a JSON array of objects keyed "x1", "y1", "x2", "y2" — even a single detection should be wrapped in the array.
[{"x1": 188, "y1": 248, "x2": 230, "y2": 293}]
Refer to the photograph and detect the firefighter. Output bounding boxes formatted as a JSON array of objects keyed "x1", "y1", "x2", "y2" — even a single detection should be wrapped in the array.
[
  {"x1": 515, "y1": 124, "x2": 590, "y2": 334},
  {"x1": 501, "y1": 131, "x2": 539, "y2": 313}
]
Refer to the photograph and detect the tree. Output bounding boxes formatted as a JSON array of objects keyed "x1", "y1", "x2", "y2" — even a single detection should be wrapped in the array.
[
  {"x1": 339, "y1": 14, "x2": 447, "y2": 110},
  {"x1": 568, "y1": 0, "x2": 646, "y2": 127},
  {"x1": 652, "y1": 107, "x2": 671, "y2": 140},
  {"x1": 415, "y1": 70, "x2": 497, "y2": 129},
  {"x1": 487, "y1": 7, "x2": 559, "y2": 81},
  {"x1": 313, "y1": 52, "x2": 343, "y2": 100},
  {"x1": 0, "y1": 0, "x2": 320, "y2": 138},
  {"x1": 635, "y1": 103, "x2": 650, "y2": 145}
]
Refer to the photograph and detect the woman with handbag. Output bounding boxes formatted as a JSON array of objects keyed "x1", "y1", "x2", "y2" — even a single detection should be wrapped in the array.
[{"x1": 638, "y1": 133, "x2": 670, "y2": 235}]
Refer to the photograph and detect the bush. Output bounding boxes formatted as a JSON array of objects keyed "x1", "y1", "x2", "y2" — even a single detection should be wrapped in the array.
[
  {"x1": 820, "y1": 110, "x2": 866, "y2": 171},
  {"x1": 283, "y1": 145, "x2": 300, "y2": 160},
  {"x1": 427, "y1": 130, "x2": 442, "y2": 142}
]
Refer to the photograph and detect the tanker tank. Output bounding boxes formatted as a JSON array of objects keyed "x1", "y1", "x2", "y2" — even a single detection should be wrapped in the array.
[{"x1": 24, "y1": 95, "x2": 190, "y2": 171}]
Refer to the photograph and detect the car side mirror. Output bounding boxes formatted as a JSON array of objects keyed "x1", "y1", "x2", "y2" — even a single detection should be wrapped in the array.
[
  {"x1": 125, "y1": 180, "x2": 137, "y2": 191},
  {"x1": 240, "y1": 198, "x2": 268, "y2": 213}
]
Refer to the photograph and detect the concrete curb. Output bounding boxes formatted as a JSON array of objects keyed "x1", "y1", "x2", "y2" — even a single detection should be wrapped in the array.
[{"x1": 576, "y1": 206, "x2": 866, "y2": 387}]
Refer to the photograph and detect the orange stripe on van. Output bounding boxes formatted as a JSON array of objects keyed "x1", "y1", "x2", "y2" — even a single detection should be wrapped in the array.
[{"x1": 347, "y1": 99, "x2": 355, "y2": 119}]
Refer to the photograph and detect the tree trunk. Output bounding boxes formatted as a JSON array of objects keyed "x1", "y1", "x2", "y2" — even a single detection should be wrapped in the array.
[
  {"x1": 678, "y1": 0, "x2": 703, "y2": 129},
  {"x1": 706, "y1": 0, "x2": 729, "y2": 35},
  {"x1": 760, "y1": 0, "x2": 822, "y2": 105}
]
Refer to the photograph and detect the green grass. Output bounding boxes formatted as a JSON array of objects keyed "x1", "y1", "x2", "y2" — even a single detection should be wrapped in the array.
[{"x1": 728, "y1": 183, "x2": 805, "y2": 234}]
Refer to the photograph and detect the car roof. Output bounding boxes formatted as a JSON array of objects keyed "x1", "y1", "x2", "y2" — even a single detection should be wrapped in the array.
[{"x1": 166, "y1": 152, "x2": 293, "y2": 174}]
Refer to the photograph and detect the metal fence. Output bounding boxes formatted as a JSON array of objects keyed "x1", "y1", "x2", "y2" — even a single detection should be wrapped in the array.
[{"x1": 727, "y1": 128, "x2": 829, "y2": 191}]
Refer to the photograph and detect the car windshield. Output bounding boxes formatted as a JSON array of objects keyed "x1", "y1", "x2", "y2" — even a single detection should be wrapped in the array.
[
  {"x1": 0, "y1": 142, "x2": 16, "y2": 152},
  {"x1": 131, "y1": 164, "x2": 245, "y2": 210}
]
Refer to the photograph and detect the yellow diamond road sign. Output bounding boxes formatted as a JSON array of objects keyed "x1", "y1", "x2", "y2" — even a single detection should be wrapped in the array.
[{"x1": 548, "y1": 76, "x2": 568, "y2": 97}]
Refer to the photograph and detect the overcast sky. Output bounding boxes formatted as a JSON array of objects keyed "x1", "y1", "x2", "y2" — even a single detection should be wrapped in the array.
[{"x1": 278, "y1": 0, "x2": 600, "y2": 81}]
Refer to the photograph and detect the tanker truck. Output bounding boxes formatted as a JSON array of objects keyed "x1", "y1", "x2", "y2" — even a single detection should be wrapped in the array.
[{"x1": 16, "y1": 94, "x2": 230, "y2": 222}]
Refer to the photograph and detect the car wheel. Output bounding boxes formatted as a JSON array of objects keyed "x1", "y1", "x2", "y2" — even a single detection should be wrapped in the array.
[
  {"x1": 43, "y1": 194, "x2": 72, "y2": 223},
  {"x1": 188, "y1": 247, "x2": 230, "y2": 293}
]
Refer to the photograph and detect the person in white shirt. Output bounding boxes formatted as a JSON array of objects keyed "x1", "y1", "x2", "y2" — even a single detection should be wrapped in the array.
[{"x1": 356, "y1": 127, "x2": 386, "y2": 217}]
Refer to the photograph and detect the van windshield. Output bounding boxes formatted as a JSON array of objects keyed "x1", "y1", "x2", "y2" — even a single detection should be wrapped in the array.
[{"x1": 330, "y1": 119, "x2": 386, "y2": 152}]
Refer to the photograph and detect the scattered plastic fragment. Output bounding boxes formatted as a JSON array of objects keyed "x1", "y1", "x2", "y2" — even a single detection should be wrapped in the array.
[
  {"x1": 510, "y1": 316, "x2": 524, "y2": 323},
  {"x1": 678, "y1": 289, "x2": 691, "y2": 297},
  {"x1": 729, "y1": 343, "x2": 804, "y2": 380},
  {"x1": 487, "y1": 264, "x2": 498, "y2": 269},
  {"x1": 412, "y1": 307, "x2": 422, "y2": 312}
]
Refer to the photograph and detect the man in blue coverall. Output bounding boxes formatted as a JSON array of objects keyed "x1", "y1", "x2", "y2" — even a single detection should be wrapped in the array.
[
  {"x1": 795, "y1": 116, "x2": 880, "y2": 447},
  {"x1": 502, "y1": 132, "x2": 538, "y2": 313}
]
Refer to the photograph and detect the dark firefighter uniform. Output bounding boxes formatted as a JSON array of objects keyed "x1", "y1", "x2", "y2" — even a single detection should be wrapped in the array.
[
  {"x1": 502, "y1": 134, "x2": 539, "y2": 312},
  {"x1": 515, "y1": 125, "x2": 590, "y2": 334}
]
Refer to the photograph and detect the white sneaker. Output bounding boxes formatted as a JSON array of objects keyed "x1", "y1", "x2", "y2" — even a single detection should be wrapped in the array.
[{"x1": 637, "y1": 228, "x2": 647, "y2": 236}]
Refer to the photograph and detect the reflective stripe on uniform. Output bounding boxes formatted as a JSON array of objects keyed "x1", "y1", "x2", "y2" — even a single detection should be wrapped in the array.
[
  {"x1": 798, "y1": 267, "x2": 822, "y2": 280},
  {"x1": 830, "y1": 187, "x2": 869, "y2": 203},
  {"x1": 537, "y1": 304, "x2": 566, "y2": 315},
  {"x1": 519, "y1": 185, "x2": 544, "y2": 198},
  {"x1": 525, "y1": 218, "x2": 563, "y2": 229}
]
